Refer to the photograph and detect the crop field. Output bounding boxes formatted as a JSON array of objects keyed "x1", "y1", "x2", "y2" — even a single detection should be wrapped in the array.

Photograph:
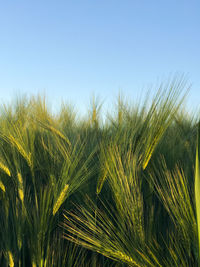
[{"x1": 1, "y1": 78, "x2": 200, "y2": 266}]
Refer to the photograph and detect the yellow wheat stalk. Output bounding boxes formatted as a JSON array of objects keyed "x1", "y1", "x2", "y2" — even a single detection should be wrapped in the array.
[
  {"x1": 40, "y1": 122, "x2": 71, "y2": 146},
  {"x1": 0, "y1": 180, "x2": 5, "y2": 192},
  {"x1": 49, "y1": 125, "x2": 69, "y2": 142},
  {"x1": 18, "y1": 189, "x2": 24, "y2": 203},
  {"x1": 53, "y1": 184, "x2": 69, "y2": 215},
  {"x1": 143, "y1": 130, "x2": 163, "y2": 170},
  {"x1": 9, "y1": 135, "x2": 32, "y2": 167},
  {"x1": 95, "y1": 248, "x2": 140, "y2": 266},
  {"x1": 17, "y1": 172, "x2": 23, "y2": 185},
  {"x1": 17, "y1": 172, "x2": 24, "y2": 203},
  {"x1": 7, "y1": 251, "x2": 14, "y2": 267},
  {"x1": 0, "y1": 161, "x2": 11, "y2": 176},
  {"x1": 92, "y1": 107, "x2": 97, "y2": 123}
]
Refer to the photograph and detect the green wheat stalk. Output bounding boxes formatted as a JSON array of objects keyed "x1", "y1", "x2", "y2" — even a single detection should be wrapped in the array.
[{"x1": 195, "y1": 122, "x2": 200, "y2": 266}]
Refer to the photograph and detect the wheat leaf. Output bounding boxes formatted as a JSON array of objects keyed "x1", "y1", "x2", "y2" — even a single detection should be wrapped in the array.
[{"x1": 195, "y1": 122, "x2": 200, "y2": 266}]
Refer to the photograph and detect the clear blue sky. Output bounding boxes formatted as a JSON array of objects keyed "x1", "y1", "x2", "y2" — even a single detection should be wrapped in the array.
[{"x1": 0, "y1": 1, "x2": 199, "y2": 116}]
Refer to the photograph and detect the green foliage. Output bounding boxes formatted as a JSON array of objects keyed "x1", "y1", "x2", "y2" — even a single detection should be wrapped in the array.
[{"x1": 1, "y1": 76, "x2": 200, "y2": 266}]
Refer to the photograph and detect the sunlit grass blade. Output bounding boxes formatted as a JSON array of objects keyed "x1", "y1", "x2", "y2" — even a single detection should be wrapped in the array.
[
  {"x1": 53, "y1": 184, "x2": 69, "y2": 215},
  {"x1": 0, "y1": 160, "x2": 11, "y2": 176},
  {"x1": 195, "y1": 122, "x2": 200, "y2": 266},
  {"x1": 0, "y1": 180, "x2": 6, "y2": 192}
]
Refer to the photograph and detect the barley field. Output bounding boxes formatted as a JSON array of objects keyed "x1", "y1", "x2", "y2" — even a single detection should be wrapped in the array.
[{"x1": 0, "y1": 78, "x2": 200, "y2": 266}]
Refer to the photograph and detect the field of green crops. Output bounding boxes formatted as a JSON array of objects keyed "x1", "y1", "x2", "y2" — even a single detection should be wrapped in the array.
[{"x1": 1, "y1": 77, "x2": 200, "y2": 266}]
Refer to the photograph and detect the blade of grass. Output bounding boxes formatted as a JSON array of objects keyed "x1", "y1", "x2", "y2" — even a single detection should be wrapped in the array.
[{"x1": 195, "y1": 122, "x2": 200, "y2": 266}]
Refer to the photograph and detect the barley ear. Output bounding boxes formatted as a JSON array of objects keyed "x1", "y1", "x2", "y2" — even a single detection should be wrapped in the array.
[
  {"x1": 0, "y1": 180, "x2": 5, "y2": 192},
  {"x1": 17, "y1": 172, "x2": 24, "y2": 203},
  {"x1": 7, "y1": 251, "x2": 14, "y2": 267},
  {"x1": 0, "y1": 161, "x2": 11, "y2": 176},
  {"x1": 96, "y1": 169, "x2": 108, "y2": 195},
  {"x1": 53, "y1": 184, "x2": 69, "y2": 216}
]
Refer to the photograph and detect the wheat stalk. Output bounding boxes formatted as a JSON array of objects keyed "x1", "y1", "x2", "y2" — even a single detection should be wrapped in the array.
[
  {"x1": 7, "y1": 251, "x2": 14, "y2": 267},
  {"x1": 0, "y1": 161, "x2": 11, "y2": 176},
  {"x1": 53, "y1": 184, "x2": 69, "y2": 215},
  {"x1": 0, "y1": 180, "x2": 5, "y2": 192},
  {"x1": 17, "y1": 172, "x2": 24, "y2": 203},
  {"x1": 195, "y1": 122, "x2": 200, "y2": 266},
  {"x1": 9, "y1": 135, "x2": 32, "y2": 167}
]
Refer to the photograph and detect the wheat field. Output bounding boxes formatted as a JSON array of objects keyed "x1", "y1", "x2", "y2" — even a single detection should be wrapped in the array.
[{"x1": 0, "y1": 78, "x2": 200, "y2": 266}]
